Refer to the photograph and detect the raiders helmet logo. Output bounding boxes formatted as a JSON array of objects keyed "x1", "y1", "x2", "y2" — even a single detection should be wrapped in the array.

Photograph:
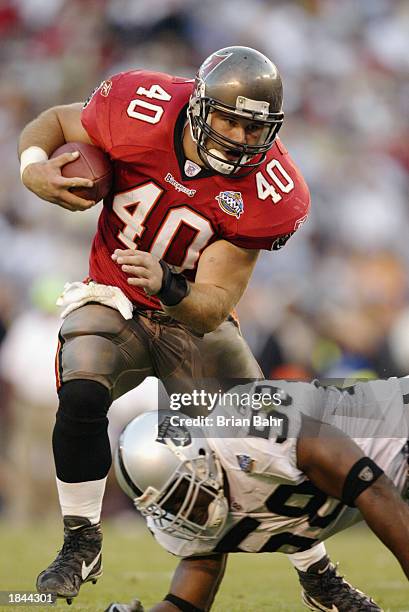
[{"x1": 156, "y1": 416, "x2": 191, "y2": 447}]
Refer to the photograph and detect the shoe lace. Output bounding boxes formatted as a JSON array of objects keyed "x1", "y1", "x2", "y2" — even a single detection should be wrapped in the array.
[
  {"x1": 300, "y1": 562, "x2": 378, "y2": 609},
  {"x1": 50, "y1": 527, "x2": 100, "y2": 575},
  {"x1": 319, "y1": 563, "x2": 376, "y2": 607}
]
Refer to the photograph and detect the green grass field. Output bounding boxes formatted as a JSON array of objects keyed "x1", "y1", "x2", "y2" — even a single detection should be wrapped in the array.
[{"x1": 0, "y1": 520, "x2": 408, "y2": 612}]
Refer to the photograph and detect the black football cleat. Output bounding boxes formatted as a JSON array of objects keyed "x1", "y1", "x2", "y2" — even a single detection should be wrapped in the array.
[
  {"x1": 36, "y1": 516, "x2": 103, "y2": 604},
  {"x1": 297, "y1": 555, "x2": 383, "y2": 612},
  {"x1": 104, "y1": 600, "x2": 144, "y2": 612}
]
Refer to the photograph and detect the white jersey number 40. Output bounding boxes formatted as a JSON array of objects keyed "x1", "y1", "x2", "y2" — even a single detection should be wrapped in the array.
[
  {"x1": 112, "y1": 183, "x2": 214, "y2": 271},
  {"x1": 127, "y1": 84, "x2": 172, "y2": 125},
  {"x1": 256, "y1": 159, "x2": 294, "y2": 204}
]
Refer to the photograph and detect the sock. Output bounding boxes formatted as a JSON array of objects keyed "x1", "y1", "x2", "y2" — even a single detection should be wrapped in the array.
[
  {"x1": 287, "y1": 543, "x2": 327, "y2": 572},
  {"x1": 56, "y1": 477, "x2": 107, "y2": 524}
]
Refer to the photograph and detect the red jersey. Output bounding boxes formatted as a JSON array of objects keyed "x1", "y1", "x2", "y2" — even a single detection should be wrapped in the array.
[{"x1": 81, "y1": 70, "x2": 310, "y2": 310}]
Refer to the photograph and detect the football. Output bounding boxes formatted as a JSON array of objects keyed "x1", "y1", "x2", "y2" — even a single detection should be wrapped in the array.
[{"x1": 50, "y1": 141, "x2": 113, "y2": 201}]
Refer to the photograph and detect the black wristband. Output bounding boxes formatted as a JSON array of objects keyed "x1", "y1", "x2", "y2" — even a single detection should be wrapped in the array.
[
  {"x1": 157, "y1": 260, "x2": 190, "y2": 306},
  {"x1": 341, "y1": 457, "x2": 384, "y2": 507},
  {"x1": 164, "y1": 593, "x2": 205, "y2": 612}
]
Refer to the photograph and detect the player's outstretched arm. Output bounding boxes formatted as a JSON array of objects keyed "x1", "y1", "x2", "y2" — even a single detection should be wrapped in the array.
[
  {"x1": 297, "y1": 419, "x2": 409, "y2": 580},
  {"x1": 354, "y1": 475, "x2": 409, "y2": 580},
  {"x1": 148, "y1": 554, "x2": 227, "y2": 611},
  {"x1": 113, "y1": 240, "x2": 259, "y2": 334},
  {"x1": 19, "y1": 103, "x2": 96, "y2": 211}
]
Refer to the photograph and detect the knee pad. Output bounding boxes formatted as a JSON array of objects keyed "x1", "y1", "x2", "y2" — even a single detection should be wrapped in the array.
[
  {"x1": 54, "y1": 379, "x2": 112, "y2": 481},
  {"x1": 57, "y1": 379, "x2": 112, "y2": 436}
]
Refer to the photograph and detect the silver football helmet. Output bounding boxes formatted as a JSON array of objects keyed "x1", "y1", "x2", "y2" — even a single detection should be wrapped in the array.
[
  {"x1": 188, "y1": 46, "x2": 284, "y2": 176},
  {"x1": 114, "y1": 411, "x2": 229, "y2": 541}
]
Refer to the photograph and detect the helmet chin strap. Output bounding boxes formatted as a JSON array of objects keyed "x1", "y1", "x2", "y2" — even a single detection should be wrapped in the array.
[
  {"x1": 206, "y1": 149, "x2": 235, "y2": 174},
  {"x1": 206, "y1": 495, "x2": 229, "y2": 531},
  {"x1": 206, "y1": 149, "x2": 252, "y2": 175}
]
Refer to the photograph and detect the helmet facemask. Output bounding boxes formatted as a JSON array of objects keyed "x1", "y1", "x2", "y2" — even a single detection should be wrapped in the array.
[
  {"x1": 133, "y1": 441, "x2": 228, "y2": 541},
  {"x1": 188, "y1": 60, "x2": 284, "y2": 178}
]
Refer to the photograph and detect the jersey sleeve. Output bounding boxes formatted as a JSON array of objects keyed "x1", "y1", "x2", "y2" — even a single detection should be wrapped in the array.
[
  {"x1": 81, "y1": 70, "x2": 191, "y2": 160},
  {"x1": 226, "y1": 227, "x2": 295, "y2": 251},
  {"x1": 81, "y1": 75, "x2": 122, "y2": 152},
  {"x1": 222, "y1": 191, "x2": 310, "y2": 252},
  {"x1": 220, "y1": 139, "x2": 311, "y2": 251}
]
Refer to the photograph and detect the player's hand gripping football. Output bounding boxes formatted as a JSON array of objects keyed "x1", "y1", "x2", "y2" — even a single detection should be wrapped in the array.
[
  {"x1": 112, "y1": 249, "x2": 163, "y2": 295},
  {"x1": 21, "y1": 151, "x2": 96, "y2": 211}
]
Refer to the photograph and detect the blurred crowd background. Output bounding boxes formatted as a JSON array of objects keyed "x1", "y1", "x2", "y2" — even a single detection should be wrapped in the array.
[{"x1": 0, "y1": 0, "x2": 408, "y2": 520}]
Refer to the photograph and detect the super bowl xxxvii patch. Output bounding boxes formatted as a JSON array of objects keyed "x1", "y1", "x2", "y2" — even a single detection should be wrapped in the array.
[
  {"x1": 216, "y1": 191, "x2": 244, "y2": 219},
  {"x1": 236, "y1": 454, "x2": 254, "y2": 473}
]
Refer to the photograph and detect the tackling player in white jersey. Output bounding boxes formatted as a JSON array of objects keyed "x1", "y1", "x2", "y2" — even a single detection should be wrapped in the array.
[{"x1": 106, "y1": 378, "x2": 409, "y2": 611}]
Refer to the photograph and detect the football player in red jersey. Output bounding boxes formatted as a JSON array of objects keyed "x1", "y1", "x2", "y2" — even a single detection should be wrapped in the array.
[{"x1": 17, "y1": 46, "x2": 350, "y2": 607}]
